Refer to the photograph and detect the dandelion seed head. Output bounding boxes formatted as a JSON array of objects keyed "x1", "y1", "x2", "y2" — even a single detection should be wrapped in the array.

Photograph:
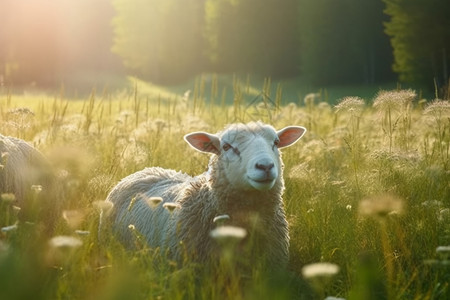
[{"x1": 301, "y1": 262, "x2": 340, "y2": 279}]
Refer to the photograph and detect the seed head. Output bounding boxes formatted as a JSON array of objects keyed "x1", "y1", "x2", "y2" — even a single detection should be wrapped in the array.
[
  {"x1": 1, "y1": 193, "x2": 16, "y2": 204},
  {"x1": 163, "y1": 202, "x2": 180, "y2": 213},
  {"x1": 335, "y1": 97, "x2": 365, "y2": 115},
  {"x1": 48, "y1": 236, "x2": 83, "y2": 249},
  {"x1": 210, "y1": 226, "x2": 247, "y2": 244},
  {"x1": 145, "y1": 196, "x2": 163, "y2": 209},
  {"x1": 373, "y1": 89, "x2": 416, "y2": 112},
  {"x1": 301, "y1": 262, "x2": 340, "y2": 279}
]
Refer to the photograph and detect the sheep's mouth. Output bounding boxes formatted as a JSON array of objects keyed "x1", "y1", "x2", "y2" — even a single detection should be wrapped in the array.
[{"x1": 251, "y1": 178, "x2": 274, "y2": 184}]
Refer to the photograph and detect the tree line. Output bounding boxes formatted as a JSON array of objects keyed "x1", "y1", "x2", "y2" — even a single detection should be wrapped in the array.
[{"x1": 1, "y1": 0, "x2": 449, "y2": 92}]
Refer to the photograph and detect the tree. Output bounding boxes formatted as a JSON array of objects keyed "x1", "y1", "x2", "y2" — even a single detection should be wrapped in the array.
[
  {"x1": 383, "y1": 0, "x2": 450, "y2": 89},
  {"x1": 298, "y1": 0, "x2": 393, "y2": 85},
  {"x1": 112, "y1": 0, "x2": 206, "y2": 84},
  {"x1": 205, "y1": 0, "x2": 300, "y2": 78}
]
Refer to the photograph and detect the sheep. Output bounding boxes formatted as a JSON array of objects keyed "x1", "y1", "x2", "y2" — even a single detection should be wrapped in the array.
[
  {"x1": 0, "y1": 134, "x2": 61, "y2": 233},
  {"x1": 105, "y1": 121, "x2": 306, "y2": 268}
]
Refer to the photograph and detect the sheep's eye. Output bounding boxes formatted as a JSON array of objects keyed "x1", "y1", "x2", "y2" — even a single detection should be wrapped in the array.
[
  {"x1": 274, "y1": 139, "x2": 280, "y2": 147},
  {"x1": 222, "y1": 143, "x2": 232, "y2": 151}
]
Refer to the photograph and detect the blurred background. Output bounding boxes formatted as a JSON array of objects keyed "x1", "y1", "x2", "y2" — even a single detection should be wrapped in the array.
[{"x1": 0, "y1": 0, "x2": 449, "y2": 97}]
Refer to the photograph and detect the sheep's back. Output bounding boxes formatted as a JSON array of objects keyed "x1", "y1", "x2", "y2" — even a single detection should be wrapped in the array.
[
  {"x1": 0, "y1": 135, "x2": 61, "y2": 233},
  {"x1": 106, "y1": 167, "x2": 192, "y2": 249}
]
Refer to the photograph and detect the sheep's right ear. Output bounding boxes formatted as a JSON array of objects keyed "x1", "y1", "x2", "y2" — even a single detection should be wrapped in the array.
[{"x1": 184, "y1": 132, "x2": 221, "y2": 155}]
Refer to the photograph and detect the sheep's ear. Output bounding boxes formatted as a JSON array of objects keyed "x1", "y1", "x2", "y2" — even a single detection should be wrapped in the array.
[
  {"x1": 276, "y1": 126, "x2": 306, "y2": 148},
  {"x1": 184, "y1": 132, "x2": 221, "y2": 155}
]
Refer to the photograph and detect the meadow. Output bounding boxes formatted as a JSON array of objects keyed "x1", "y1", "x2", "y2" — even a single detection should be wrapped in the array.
[{"x1": 0, "y1": 77, "x2": 449, "y2": 299}]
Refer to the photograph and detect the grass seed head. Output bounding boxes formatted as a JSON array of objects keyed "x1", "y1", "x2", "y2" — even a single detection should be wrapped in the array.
[
  {"x1": 335, "y1": 96, "x2": 365, "y2": 115},
  {"x1": 373, "y1": 89, "x2": 416, "y2": 112}
]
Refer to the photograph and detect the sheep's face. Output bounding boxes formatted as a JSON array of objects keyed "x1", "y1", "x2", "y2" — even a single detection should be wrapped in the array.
[{"x1": 184, "y1": 122, "x2": 306, "y2": 192}]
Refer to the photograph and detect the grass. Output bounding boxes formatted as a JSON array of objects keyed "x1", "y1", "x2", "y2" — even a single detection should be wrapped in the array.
[{"x1": 0, "y1": 79, "x2": 449, "y2": 300}]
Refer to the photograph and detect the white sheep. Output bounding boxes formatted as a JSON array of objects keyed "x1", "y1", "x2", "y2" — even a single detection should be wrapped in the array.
[
  {"x1": 105, "y1": 121, "x2": 306, "y2": 268},
  {"x1": 0, "y1": 134, "x2": 61, "y2": 232}
]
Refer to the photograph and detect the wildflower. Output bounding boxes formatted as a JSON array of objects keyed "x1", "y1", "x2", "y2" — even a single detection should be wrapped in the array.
[
  {"x1": 7, "y1": 107, "x2": 35, "y2": 116},
  {"x1": 1, "y1": 193, "x2": 16, "y2": 204},
  {"x1": 302, "y1": 262, "x2": 340, "y2": 279},
  {"x1": 75, "y1": 230, "x2": 90, "y2": 236},
  {"x1": 373, "y1": 89, "x2": 416, "y2": 112},
  {"x1": 304, "y1": 93, "x2": 320, "y2": 106},
  {"x1": 335, "y1": 97, "x2": 365, "y2": 115},
  {"x1": 93, "y1": 200, "x2": 113, "y2": 212},
  {"x1": 48, "y1": 236, "x2": 83, "y2": 249},
  {"x1": 163, "y1": 202, "x2": 181, "y2": 213},
  {"x1": 436, "y1": 246, "x2": 450, "y2": 260},
  {"x1": 31, "y1": 185, "x2": 43, "y2": 194},
  {"x1": 346, "y1": 205, "x2": 352, "y2": 211},
  {"x1": 128, "y1": 224, "x2": 136, "y2": 231},
  {"x1": 62, "y1": 210, "x2": 86, "y2": 229},
  {"x1": 423, "y1": 99, "x2": 450, "y2": 117},
  {"x1": 358, "y1": 194, "x2": 404, "y2": 219},
  {"x1": 1, "y1": 224, "x2": 18, "y2": 233},
  {"x1": 210, "y1": 226, "x2": 247, "y2": 245},
  {"x1": 421, "y1": 200, "x2": 442, "y2": 208},
  {"x1": 439, "y1": 208, "x2": 450, "y2": 223},
  {"x1": 213, "y1": 214, "x2": 230, "y2": 226},
  {"x1": 145, "y1": 196, "x2": 163, "y2": 209}
]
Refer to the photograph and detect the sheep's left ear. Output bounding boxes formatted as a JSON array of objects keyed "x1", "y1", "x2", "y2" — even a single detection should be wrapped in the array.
[
  {"x1": 276, "y1": 126, "x2": 307, "y2": 148},
  {"x1": 184, "y1": 132, "x2": 221, "y2": 155}
]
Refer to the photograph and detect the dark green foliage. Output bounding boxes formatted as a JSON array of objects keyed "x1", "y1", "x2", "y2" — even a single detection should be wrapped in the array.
[
  {"x1": 298, "y1": 0, "x2": 393, "y2": 85},
  {"x1": 205, "y1": 0, "x2": 300, "y2": 78},
  {"x1": 383, "y1": 0, "x2": 450, "y2": 89}
]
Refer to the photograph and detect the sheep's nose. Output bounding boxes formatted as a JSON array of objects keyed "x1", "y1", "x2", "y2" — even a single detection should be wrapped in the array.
[{"x1": 255, "y1": 162, "x2": 274, "y2": 172}]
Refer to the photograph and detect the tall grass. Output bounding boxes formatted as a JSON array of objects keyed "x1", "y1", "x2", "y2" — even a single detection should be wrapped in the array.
[{"x1": 0, "y1": 80, "x2": 449, "y2": 299}]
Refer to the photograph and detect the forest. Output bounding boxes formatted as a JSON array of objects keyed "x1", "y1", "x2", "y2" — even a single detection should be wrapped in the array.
[{"x1": 0, "y1": 0, "x2": 449, "y2": 95}]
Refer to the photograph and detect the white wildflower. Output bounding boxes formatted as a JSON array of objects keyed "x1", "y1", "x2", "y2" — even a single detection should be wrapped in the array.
[
  {"x1": 301, "y1": 262, "x2": 340, "y2": 279},
  {"x1": 48, "y1": 236, "x2": 83, "y2": 249}
]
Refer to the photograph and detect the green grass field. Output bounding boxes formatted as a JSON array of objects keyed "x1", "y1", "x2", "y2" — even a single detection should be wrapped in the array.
[{"x1": 0, "y1": 79, "x2": 449, "y2": 299}]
